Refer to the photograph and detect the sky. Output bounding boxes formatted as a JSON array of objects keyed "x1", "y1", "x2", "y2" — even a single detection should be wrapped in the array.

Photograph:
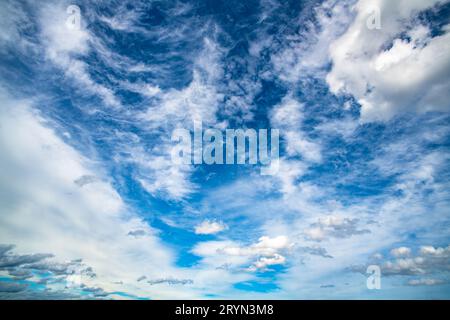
[{"x1": 0, "y1": 0, "x2": 450, "y2": 299}]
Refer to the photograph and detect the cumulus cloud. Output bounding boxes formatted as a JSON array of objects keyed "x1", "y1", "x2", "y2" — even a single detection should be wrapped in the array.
[
  {"x1": 194, "y1": 236, "x2": 293, "y2": 272},
  {"x1": 195, "y1": 220, "x2": 228, "y2": 235},
  {"x1": 391, "y1": 247, "x2": 412, "y2": 257},
  {"x1": 326, "y1": 0, "x2": 450, "y2": 121},
  {"x1": 351, "y1": 245, "x2": 450, "y2": 277}
]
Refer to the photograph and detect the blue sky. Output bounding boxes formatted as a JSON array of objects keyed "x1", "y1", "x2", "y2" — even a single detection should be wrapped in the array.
[{"x1": 0, "y1": 0, "x2": 450, "y2": 299}]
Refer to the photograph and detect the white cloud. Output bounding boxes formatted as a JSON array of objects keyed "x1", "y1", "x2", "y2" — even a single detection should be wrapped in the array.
[
  {"x1": 326, "y1": 0, "x2": 450, "y2": 121},
  {"x1": 268, "y1": 95, "x2": 322, "y2": 196},
  {"x1": 133, "y1": 37, "x2": 226, "y2": 200},
  {"x1": 391, "y1": 247, "x2": 412, "y2": 257},
  {"x1": 39, "y1": 2, "x2": 120, "y2": 108},
  {"x1": 0, "y1": 91, "x2": 193, "y2": 299},
  {"x1": 420, "y1": 245, "x2": 450, "y2": 257},
  {"x1": 195, "y1": 220, "x2": 227, "y2": 235},
  {"x1": 252, "y1": 254, "x2": 286, "y2": 270},
  {"x1": 141, "y1": 37, "x2": 224, "y2": 127},
  {"x1": 193, "y1": 236, "x2": 292, "y2": 272},
  {"x1": 271, "y1": 96, "x2": 322, "y2": 162},
  {"x1": 271, "y1": 0, "x2": 354, "y2": 82},
  {"x1": 40, "y1": 3, "x2": 89, "y2": 57}
]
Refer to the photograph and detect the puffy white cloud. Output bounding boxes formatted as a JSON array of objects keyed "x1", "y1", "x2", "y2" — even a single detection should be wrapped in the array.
[
  {"x1": 193, "y1": 236, "x2": 292, "y2": 272},
  {"x1": 195, "y1": 220, "x2": 227, "y2": 235},
  {"x1": 352, "y1": 245, "x2": 450, "y2": 277},
  {"x1": 221, "y1": 236, "x2": 292, "y2": 271},
  {"x1": 326, "y1": 0, "x2": 450, "y2": 121},
  {"x1": 420, "y1": 245, "x2": 450, "y2": 257},
  {"x1": 252, "y1": 254, "x2": 286, "y2": 270},
  {"x1": 391, "y1": 247, "x2": 412, "y2": 257}
]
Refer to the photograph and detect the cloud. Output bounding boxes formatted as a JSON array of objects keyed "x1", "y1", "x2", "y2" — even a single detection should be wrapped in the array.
[
  {"x1": 127, "y1": 230, "x2": 148, "y2": 238},
  {"x1": 351, "y1": 245, "x2": 450, "y2": 277},
  {"x1": 304, "y1": 216, "x2": 371, "y2": 242},
  {"x1": 299, "y1": 246, "x2": 333, "y2": 259},
  {"x1": 194, "y1": 220, "x2": 228, "y2": 235},
  {"x1": 194, "y1": 236, "x2": 293, "y2": 272},
  {"x1": 7, "y1": 269, "x2": 33, "y2": 280},
  {"x1": 0, "y1": 92, "x2": 187, "y2": 299},
  {"x1": 407, "y1": 278, "x2": 446, "y2": 286},
  {"x1": 132, "y1": 37, "x2": 226, "y2": 200},
  {"x1": 326, "y1": 0, "x2": 450, "y2": 121},
  {"x1": 251, "y1": 254, "x2": 286, "y2": 271},
  {"x1": 38, "y1": 1, "x2": 120, "y2": 108},
  {"x1": 221, "y1": 236, "x2": 293, "y2": 257},
  {"x1": 148, "y1": 278, "x2": 193, "y2": 286},
  {"x1": 0, "y1": 281, "x2": 28, "y2": 293},
  {"x1": 0, "y1": 246, "x2": 53, "y2": 269},
  {"x1": 1, "y1": 0, "x2": 450, "y2": 299},
  {"x1": 270, "y1": 96, "x2": 321, "y2": 163},
  {"x1": 270, "y1": 0, "x2": 354, "y2": 82},
  {"x1": 391, "y1": 247, "x2": 412, "y2": 257},
  {"x1": 74, "y1": 175, "x2": 98, "y2": 187}
]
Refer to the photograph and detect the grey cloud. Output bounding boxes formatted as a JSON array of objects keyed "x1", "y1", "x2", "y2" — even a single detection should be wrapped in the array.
[
  {"x1": 80, "y1": 284, "x2": 109, "y2": 297},
  {"x1": 0, "y1": 244, "x2": 101, "y2": 298},
  {"x1": 349, "y1": 245, "x2": 450, "y2": 280},
  {"x1": 137, "y1": 275, "x2": 146, "y2": 282},
  {"x1": 20, "y1": 257, "x2": 96, "y2": 278},
  {"x1": 299, "y1": 246, "x2": 333, "y2": 259},
  {"x1": 0, "y1": 252, "x2": 53, "y2": 269},
  {"x1": 407, "y1": 278, "x2": 447, "y2": 286},
  {"x1": 7, "y1": 268, "x2": 33, "y2": 280},
  {"x1": 305, "y1": 217, "x2": 370, "y2": 242},
  {"x1": 26, "y1": 261, "x2": 71, "y2": 275},
  {"x1": 148, "y1": 278, "x2": 193, "y2": 286},
  {"x1": 127, "y1": 229, "x2": 147, "y2": 238},
  {"x1": 74, "y1": 175, "x2": 98, "y2": 187},
  {"x1": 0, "y1": 281, "x2": 28, "y2": 293},
  {"x1": 0, "y1": 244, "x2": 14, "y2": 256},
  {"x1": 0, "y1": 289, "x2": 84, "y2": 300}
]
